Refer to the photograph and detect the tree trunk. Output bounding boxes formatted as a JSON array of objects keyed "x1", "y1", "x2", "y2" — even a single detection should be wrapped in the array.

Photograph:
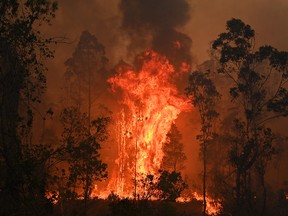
[
  {"x1": 203, "y1": 140, "x2": 207, "y2": 216},
  {"x1": 236, "y1": 169, "x2": 241, "y2": 207},
  {"x1": 259, "y1": 167, "x2": 266, "y2": 216},
  {"x1": 0, "y1": 53, "x2": 24, "y2": 214},
  {"x1": 83, "y1": 171, "x2": 89, "y2": 216}
]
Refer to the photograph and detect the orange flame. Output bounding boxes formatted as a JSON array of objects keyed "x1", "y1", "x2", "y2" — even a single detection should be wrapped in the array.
[
  {"x1": 192, "y1": 192, "x2": 222, "y2": 215},
  {"x1": 93, "y1": 50, "x2": 190, "y2": 198}
]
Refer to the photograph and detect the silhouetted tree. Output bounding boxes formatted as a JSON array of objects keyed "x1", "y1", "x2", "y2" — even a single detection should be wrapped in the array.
[
  {"x1": 0, "y1": 1, "x2": 57, "y2": 215},
  {"x1": 162, "y1": 123, "x2": 186, "y2": 172},
  {"x1": 212, "y1": 18, "x2": 288, "y2": 215},
  {"x1": 64, "y1": 31, "x2": 108, "y2": 127},
  {"x1": 186, "y1": 71, "x2": 220, "y2": 216},
  {"x1": 157, "y1": 170, "x2": 188, "y2": 202},
  {"x1": 60, "y1": 107, "x2": 108, "y2": 214},
  {"x1": 137, "y1": 174, "x2": 157, "y2": 200}
]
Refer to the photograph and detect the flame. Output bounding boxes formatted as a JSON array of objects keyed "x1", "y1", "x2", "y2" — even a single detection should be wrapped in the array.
[
  {"x1": 192, "y1": 192, "x2": 222, "y2": 215},
  {"x1": 93, "y1": 50, "x2": 190, "y2": 198}
]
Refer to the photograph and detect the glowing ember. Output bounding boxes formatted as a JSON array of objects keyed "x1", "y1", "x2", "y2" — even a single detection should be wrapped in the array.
[
  {"x1": 45, "y1": 192, "x2": 59, "y2": 204},
  {"x1": 192, "y1": 192, "x2": 222, "y2": 215},
  {"x1": 93, "y1": 50, "x2": 190, "y2": 198},
  {"x1": 176, "y1": 196, "x2": 192, "y2": 203}
]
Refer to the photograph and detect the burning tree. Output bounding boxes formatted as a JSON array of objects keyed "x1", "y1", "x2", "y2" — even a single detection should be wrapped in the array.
[
  {"x1": 105, "y1": 50, "x2": 190, "y2": 198},
  {"x1": 161, "y1": 123, "x2": 187, "y2": 172}
]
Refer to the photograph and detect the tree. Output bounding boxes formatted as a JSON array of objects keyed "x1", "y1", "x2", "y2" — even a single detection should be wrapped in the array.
[
  {"x1": 162, "y1": 123, "x2": 186, "y2": 172},
  {"x1": 137, "y1": 174, "x2": 157, "y2": 200},
  {"x1": 64, "y1": 31, "x2": 108, "y2": 126},
  {"x1": 212, "y1": 18, "x2": 288, "y2": 215},
  {"x1": 185, "y1": 71, "x2": 220, "y2": 216},
  {"x1": 0, "y1": 1, "x2": 57, "y2": 215},
  {"x1": 157, "y1": 170, "x2": 188, "y2": 202},
  {"x1": 60, "y1": 107, "x2": 108, "y2": 214}
]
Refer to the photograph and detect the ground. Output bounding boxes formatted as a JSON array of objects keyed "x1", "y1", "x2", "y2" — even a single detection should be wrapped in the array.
[{"x1": 52, "y1": 199, "x2": 204, "y2": 216}]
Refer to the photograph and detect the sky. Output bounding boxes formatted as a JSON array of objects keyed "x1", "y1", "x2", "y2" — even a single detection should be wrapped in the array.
[{"x1": 43, "y1": 0, "x2": 288, "y2": 186}]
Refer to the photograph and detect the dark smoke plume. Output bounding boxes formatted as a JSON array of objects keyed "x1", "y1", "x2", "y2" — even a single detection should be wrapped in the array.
[{"x1": 119, "y1": 0, "x2": 192, "y2": 70}]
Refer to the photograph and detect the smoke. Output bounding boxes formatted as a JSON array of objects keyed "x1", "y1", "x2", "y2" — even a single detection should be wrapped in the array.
[
  {"x1": 120, "y1": 0, "x2": 190, "y2": 29},
  {"x1": 183, "y1": 0, "x2": 288, "y2": 64},
  {"x1": 119, "y1": 0, "x2": 192, "y2": 69},
  {"x1": 40, "y1": 0, "x2": 288, "y2": 189}
]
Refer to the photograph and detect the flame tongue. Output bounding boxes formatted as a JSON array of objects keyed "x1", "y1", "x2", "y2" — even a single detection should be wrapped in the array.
[{"x1": 105, "y1": 50, "x2": 190, "y2": 197}]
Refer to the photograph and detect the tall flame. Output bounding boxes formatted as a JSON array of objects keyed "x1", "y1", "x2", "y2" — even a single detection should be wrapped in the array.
[{"x1": 97, "y1": 50, "x2": 190, "y2": 197}]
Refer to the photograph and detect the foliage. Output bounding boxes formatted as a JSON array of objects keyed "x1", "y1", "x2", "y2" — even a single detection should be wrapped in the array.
[
  {"x1": 134, "y1": 170, "x2": 187, "y2": 202},
  {"x1": 212, "y1": 18, "x2": 288, "y2": 124},
  {"x1": 107, "y1": 191, "x2": 121, "y2": 202},
  {"x1": 137, "y1": 174, "x2": 158, "y2": 200},
  {"x1": 157, "y1": 170, "x2": 188, "y2": 202},
  {"x1": 186, "y1": 71, "x2": 220, "y2": 136},
  {"x1": 1, "y1": 0, "x2": 58, "y2": 103},
  {"x1": 64, "y1": 31, "x2": 109, "y2": 109},
  {"x1": 162, "y1": 123, "x2": 186, "y2": 172},
  {"x1": 0, "y1": 1, "x2": 57, "y2": 215},
  {"x1": 185, "y1": 70, "x2": 220, "y2": 160},
  {"x1": 60, "y1": 106, "x2": 109, "y2": 205},
  {"x1": 211, "y1": 18, "x2": 288, "y2": 214},
  {"x1": 186, "y1": 70, "x2": 220, "y2": 215}
]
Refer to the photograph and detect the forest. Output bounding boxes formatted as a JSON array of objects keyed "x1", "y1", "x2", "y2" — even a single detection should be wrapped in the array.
[{"x1": 1, "y1": 0, "x2": 288, "y2": 216}]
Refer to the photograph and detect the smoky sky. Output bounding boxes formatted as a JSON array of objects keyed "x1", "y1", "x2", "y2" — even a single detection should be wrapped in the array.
[
  {"x1": 120, "y1": 0, "x2": 190, "y2": 30},
  {"x1": 119, "y1": 0, "x2": 192, "y2": 68}
]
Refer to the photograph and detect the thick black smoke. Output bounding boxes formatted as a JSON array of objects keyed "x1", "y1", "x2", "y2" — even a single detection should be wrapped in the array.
[
  {"x1": 119, "y1": 0, "x2": 192, "y2": 70},
  {"x1": 120, "y1": 0, "x2": 189, "y2": 29}
]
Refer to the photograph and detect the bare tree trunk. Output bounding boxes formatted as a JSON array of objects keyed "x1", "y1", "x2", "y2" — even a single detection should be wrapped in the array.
[
  {"x1": 259, "y1": 165, "x2": 267, "y2": 216},
  {"x1": 236, "y1": 170, "x2": 241, "y2": 207},
  {"x1": 83, "y1": 170, "x2": 89, "y2": 216},
  {"x1": 88, "y1": 57, "x2": 91, "y2": 131},
  {"x1": 203, "y1": 140, "x2": 207, "y2": 216}
]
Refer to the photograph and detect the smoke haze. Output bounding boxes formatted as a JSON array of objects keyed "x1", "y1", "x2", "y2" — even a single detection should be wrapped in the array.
[{"x1": 43, "y1": 0, "x2": 288, "y2": 188}]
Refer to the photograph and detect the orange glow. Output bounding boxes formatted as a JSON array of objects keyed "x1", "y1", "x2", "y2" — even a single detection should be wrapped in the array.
[
  {"x1": 173, "y1": 40, "x2": 182, "y2": 49},
  {"x1": 93, "y1": 50, "x2": 190, "y2": 198},
  {"x1": 192, "y1": 192, "x2": 222, "y2": 215},
  {"x1": 45, "y1": 192, "x2": 59, "y2": 204}
]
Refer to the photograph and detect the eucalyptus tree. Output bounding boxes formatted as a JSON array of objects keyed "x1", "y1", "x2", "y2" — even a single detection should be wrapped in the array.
[
  {"x1": 0, "y1": 1, "x2": 57, "y2": 215},
  {"x1": 186, "y1": 71, "x2": 220, "y2": 216},
  {"x1": 212, "y1": 18, "x2": 288, "y2": 215},
  {"x1": 64, "y1": 31, "x2": 108, "y2": 127}
]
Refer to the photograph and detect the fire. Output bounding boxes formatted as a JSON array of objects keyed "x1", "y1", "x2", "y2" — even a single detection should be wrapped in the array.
[
  {"x1": 192, "y1": 192, "x2": 222, "y2": 215},
  {"x1": 93, "y1": 50, "x2": 190, "y2": 198},
  {"x1": 89, "y1": 50, "x2": 222, "y2": 216}
]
